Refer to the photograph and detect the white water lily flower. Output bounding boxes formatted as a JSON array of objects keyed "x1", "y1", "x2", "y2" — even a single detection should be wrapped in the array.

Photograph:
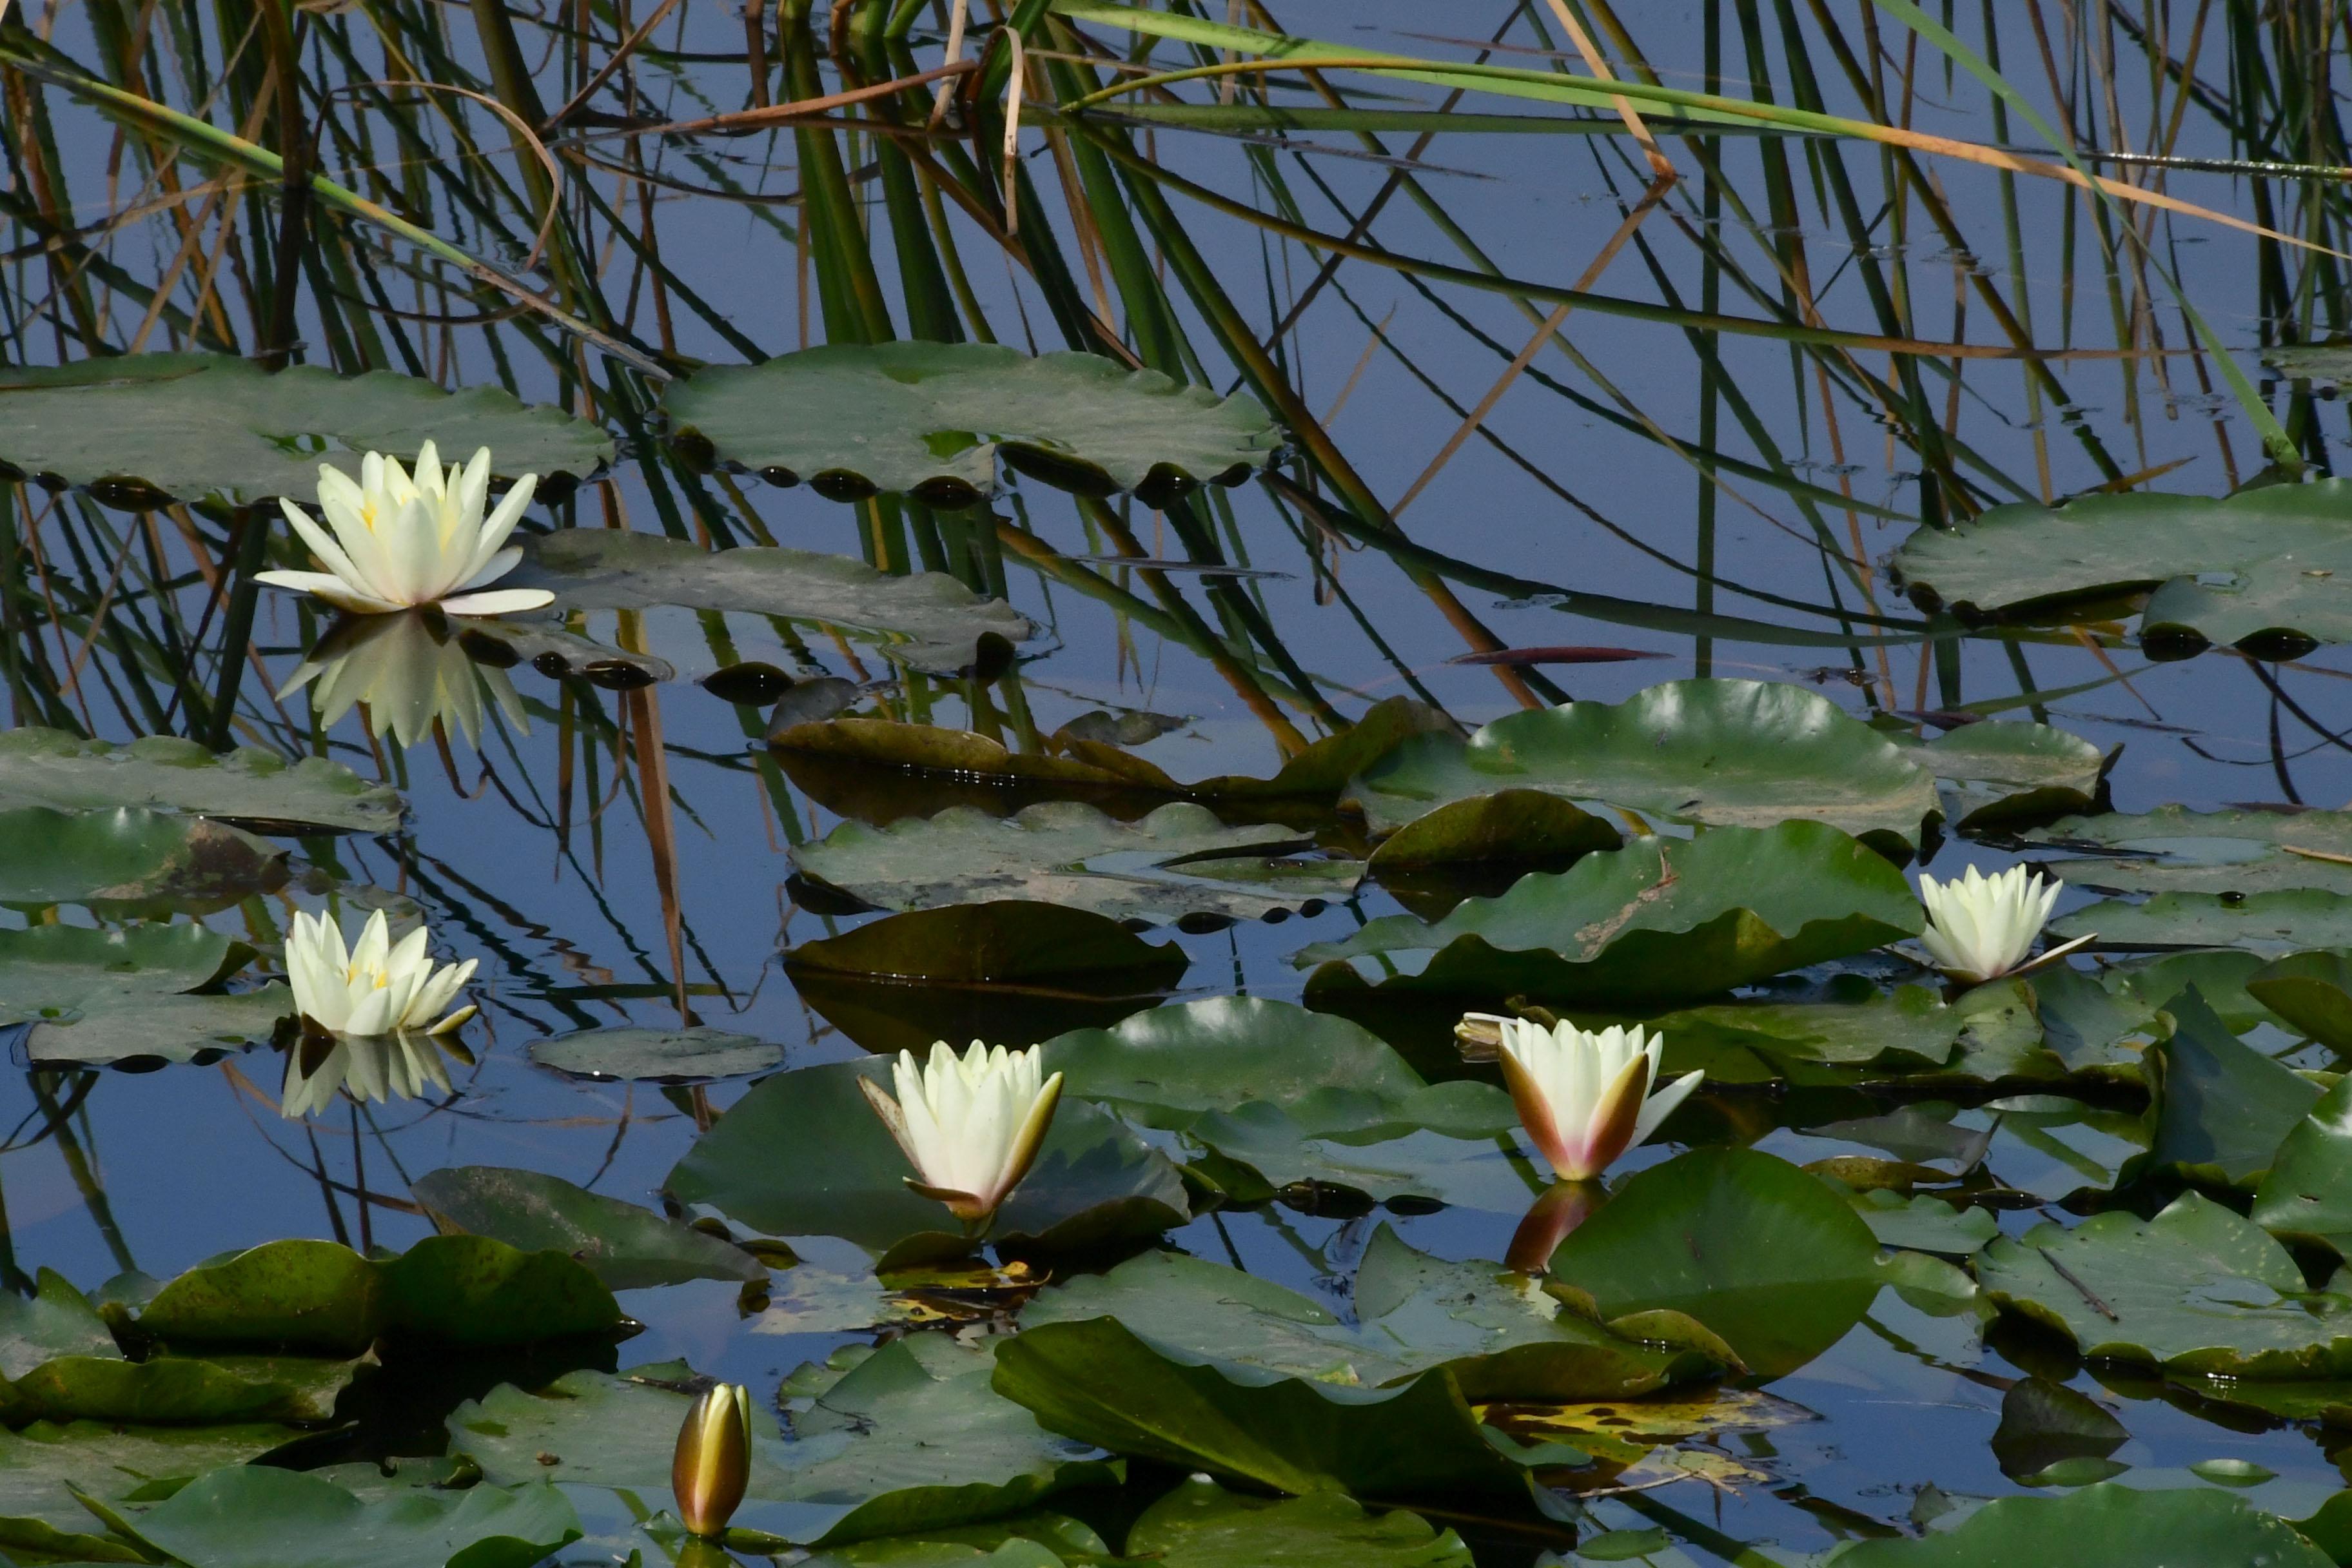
[
  {"x1": 255, "y1": 443, "x2": 553, "y2": 617},
  {"x1": 277, "y1": 609, "x2": 528, "y2": 750},
  {"x1": 284, "y1": 908, "x2": 477, "y2": 1039},
  {"x1": 859, "y1": 1040, "x2": 1064, "y2": 1226},
  {"x1": 279, "y1": 1030, "x2": 458, "y2": 1119},
  {"x1": 1917, "y1": 864, "x2": 2071, "y2": 983},
  {"x1": 1475, "y1": 1014, "x2": 1702, "y2": 1182}
]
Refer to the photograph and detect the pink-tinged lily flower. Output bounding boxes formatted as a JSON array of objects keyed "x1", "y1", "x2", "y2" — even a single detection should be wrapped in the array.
[
  {"x1": 1474, "y1": 1013, "x2": 1702, "y2": 1182},
  {"x1": 859, "y1": 1041, "x2": 1064, "y2": 1228}
]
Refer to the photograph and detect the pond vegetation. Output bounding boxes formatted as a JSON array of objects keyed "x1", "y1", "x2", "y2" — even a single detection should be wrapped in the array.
[{"x1": 5, "y1": 0, "x2": 2352, "y2": 1562}]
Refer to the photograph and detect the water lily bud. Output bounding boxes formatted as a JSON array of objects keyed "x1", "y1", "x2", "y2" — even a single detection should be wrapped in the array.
[
  {"x1": 859, "y1": 1041, "x2": 1064, "y2": 1228},
  {"x1": 1475, "y1": 1012, "x2": 1701, "y2": 1182},
  {"x1": 256, "y1": 444, "x2": 554, "y2": 618},
  {"x1": 1917, "y1": 865, "x2": 2071, "y2": 984},
  {"x1": 672, "y1": 1382, "x2": 752, "y2": 1538}
]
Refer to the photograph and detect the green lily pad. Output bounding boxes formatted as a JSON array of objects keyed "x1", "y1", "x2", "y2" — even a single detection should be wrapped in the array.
[
  {"x1": 783, "y1": 903, "x2": 1189, "y2": 1057},
  {"x1": 0, "y1": 353, "x2": 611, "y2": 509},
  {"x1": 1975, "y1": 1191, "x2": 2352, "y2": 1377},
  {"x1": 0, "y1": 729, "x2": 397, "y2": 832},
  {"x1": 0, "y1": 921, "x2": 236, "y2": 1023},
  {"x1": 790, "y1": 801, "x2": 1359, "y2": 926},
  {"x1": 1852, "y1": 1191, "x2": 2001, "y2": 1255},
  {"x1": 1647, "y1": 981, "x2": 2034, "y2": 1073},
  {"x1": 502, "y1": 529, "x2": 1034, "y2": 677},
  {"x1": 1037, "y1": 997, "x2": 1512, "y2": 1137},
  {"x1": 1828, "y1": 1481, "x2": 2331, "y2": 1565},
  {"x1": 1889, "y1": 482, "x2": 2352, "y2": 649},
  {"x1": 134, "y1": 1234, "x2": 623, "y2": 1353},
  {"x1": 990, "y1": 1318, "x2": 1538, "y2": 1513},
  {"x1": 2251, "y1": 1080, "x2": 2352, "y2": 1253},
  {"x1": 527, "y1": 1024, "x2": 784, "y2": 1083},
  {"x1": 2248, "y1": 950, "x2": 2352, "y2": 1048},
  {"x1": 23, "y1": 986, "x2": 291, "y2": 1068},
  {"x1": 662, "y1": 343, "x2": 1279, "y2": 505},
  {"x1": 0, "y1": 1419, "x2": 304, "y2": 1565},
  {"x1": 130, "y1": 1466, "x2": 581, "y2": 1568},
  {"x1": 1017, "y1": 1224, "x2": 1729, "y2": 1402},
  {"x1": 1, "y1": 1268, "x2": 130, "y2": 1378},
  {"x1": 2030, "y1": 807, "x2": 2352, "y2": 896},
  {"x1": 1911, "y1": 721, "x2": 2113, "y2": 828},
  {"x1": 1989, "y1": 1376, "x2": 2129, "y2": 1480},
  {"x1": 411, "y1": 1166, "x2": 766, "y2": 1290},
  {"x1": 1549, "y1": 1148, "x2": 1883, "y2": 1378},
  {"x1": 2137, "y1": 986, "x2": 2324, "y2": 1188},
  {"x1": 1119, "y1": 1477, "x2": 1471, "y2": 1567},
  {"x1": 1363, "y1": 789, "x2": 1622, "y2": 879},
  {"x1": 450, "y1": 1343, "x2": 1117, "y2": 1547},
  {"x1": 1297, "y1": 822, "x2": 1923, "y2": 1008},
  {"x1": 665, "y1": 1057, "x2": 1190, "y2": 1260},
  {"x1": 0, "y1": 805, "x2": 286, "y2": 909},
  {"x1": 1180, "y1": 1102, "x2": 1535, "y2": 1208},
  {"x1": 1346, "y1": 680, "x2": 1939, "y2": 848},
  {"x1": 2053, "y1": 889, "x2": 2352, "y2": 954}
]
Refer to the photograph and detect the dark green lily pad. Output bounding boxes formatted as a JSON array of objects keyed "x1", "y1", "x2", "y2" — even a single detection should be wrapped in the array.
[
  {"x1": 503, "y1": 529, "x2": 1034, "y2": 677},
  {"x1": 1648, "y1": 981, "x2": 2035, "y2": 1074},
  {"x1": 0, "y1": 805, "x2": 286, "y2": 909},
  {"x1": 1037, "y1": 997, "x2": 1512, "y2": 1137},
  {"x1": 1347, "y1": 680, "x2": 1939, "y2": 848},
  {"x1": 791, "y1": 801, "x2": 1358, "y2": 926},
  {"x1": 1912, "y1": 721, "x2": 2113, "y2": 828},
  {"x1": 411, "y1": 1166, "x2": 766, "y2": 1290},
  {"x1": 24, "y1": 986, "x2": 291, "y2": 1068},
  {"x1": 2248, "y1": 950, "x2": 2352, "y2": 1048},
  {"x1": 1889, "y1": 482, "x2": 2352, "y2": 649},
  {"x1": 665, "y1": 1057, "x2": 1190, "y2": 1259},
  {"x1": 662, "y1": 343, "x2": 1279, "y2": 504},
  {"x1": 2137, "y1": 986, "x2": 2323, "y2": 1188},
  {"x1": 1989, "y1": 1376, "x2": 2130, "y2": 1481},
  {"x1": 1364, "y1": 789, "x2": 1622, "y2": 877},
  {"x1": 783, "y1": 903, "x2": 1188, "y2": 1057},
  {"x1": 0, "y1": 1419, "x2": 304, "y2": 1565},
  {"x1": 1119, "y1": 1476, "x2": 1471, "y2": 1567},
  {"x1": 131, "y1": 1465, "x2": 581, "y2": 1568},
  {"x1": 1975, "y1": 1191, "x2": 2352, "y2": 1377},
  {"x1": 2029, "y1": 807, "x2": 2352, "y2": 896},
  {"x1": 527, "y1": 1025, "x2": 784, "y2": 1083},
  {"x1": 1549, "y1": 1148, "x2": 1882, "y2": 1378},
  {"x1": 2053, "y1": 889, "x2": 2352, "y2": 954},
  {"x1": 2251, "y1": 1079, "x2": 2352, "y2": 1253},
  {"x1": 1017, "y1": 1224, "x2": 1729, "y2": 1402},
  {"x1": 1829, "y1": 1481, "x2": 2331, "y2": 1566},
  {"x1": 451, "y1": 1342, "x2": 1116, "y2": 1548},
  {"x1": 1297, "y1": 822, "x2": 1922, "y2": 1008},
  {"x1": 0, "y1": 353, "x2": 610, "y2": 509},
  {"x1": 0, "y1": 728, "x2": 397, "y2": 832}
]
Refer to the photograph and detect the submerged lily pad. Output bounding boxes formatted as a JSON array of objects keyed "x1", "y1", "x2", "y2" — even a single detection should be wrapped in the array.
[
  {"x1": 131, "y1": 1466, "x2": 581, "y2": 1568},
  {"x1": 0, "y1": 353, "x2": 611, "y2": 508},
  {"x1": 2053, "y1": 889, "x2": 2352, "y2": 954},
  {"x1": 502, "y1": 529, "x2": 1034, "y2": 676},
  {"x1": 0, "y1": 1418, "x2": 303, "y2": 1564},
  {"x1": 2029, "y1": 806, "x2": 2352, "y2": 896},
  {"x1": 527, "y1": 1025, "x2": 784, "y2": 1083},
  {"x1": 0, "y1": 728, "x2": 398, "y2": 832},
  {"x1": 792, "y1": 801, "x2": 1358, "y2": 927},
  {"x1": 1016, "y1": 1225, "x2": 1729, "y2": 1402},
  {"x1": 665, "y1": 1057, "x2": 1190, "y2": 1260},
  {"x1": 0, "y1": 805, "x2": 286, "y2": 910},
  {"x1": 451, "y1": 1342, "x2": 1115, "y2": 1547},
  {"x1": 1891, "y1": 483, "x2": 2352, "y2": 649},
  {"x1": 1975, "y1": 1191, "x2": 2352, "y2": 1377},
  {"x1": 411, "y1": 1166, "x2": 766, "y2": 1290},
  {"x1": 1549, "y1": 1148, "x2": 1881, "y2": 1378},
  {"x1": 1347, "y1": 680, "x2": 1939, "y2": 848},
  {"x1": 1830, "y1": 1482, "x2": 2332, "y2": 1566},
  {"x1": 1297, "y1": 822, "x2": 1922, "y2": 1007},
  {"x1": 662, "y1": 343, "x2": 1279, "y2": 505}
]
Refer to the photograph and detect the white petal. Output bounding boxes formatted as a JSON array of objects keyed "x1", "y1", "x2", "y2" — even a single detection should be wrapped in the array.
[{"x1": 438, "y1": 587, "x2": 555, "y2": 618}]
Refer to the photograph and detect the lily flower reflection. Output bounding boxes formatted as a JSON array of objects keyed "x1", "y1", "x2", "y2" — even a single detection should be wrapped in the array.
[
  {"x1": 859, "y1": 1040, "x2": 1064, "y2": 1231},
  {"x1": 277, "y1": 609, "x2": 527, "y2": 751},
  {"x1": 256, "y1": 443, "x2": 553, "y2": 617},
  {"x1": 1468, "y1": 1013, "x2": 1702, "y2": 1182},
  {"x1": 1506, "y1": 1180, "x2": 1608, "y2": 1275},
  {"x1": 1917, "y1": 864, "x2": 2086, "y2": 984},
  {"x1": 279, "y1": 1028, "x2": 467, "y2": 1120}
]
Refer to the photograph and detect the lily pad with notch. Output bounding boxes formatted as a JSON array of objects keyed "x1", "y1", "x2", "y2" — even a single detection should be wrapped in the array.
[
  {"x1": 0, "y1": 353, "x2": 611, "y2": 509},
  {"x1": 790, "y1": 801, "x2": 1360, "y2": 927},
  {"x1": 501, "y1": 529, "x2": 1035, "y2": 678},
  {"x1": 1908, "y1": 721, "x2": 2115, "y2": 830},
  {"x1": 665, "y1": 1057, "x2": 1190, "y2": 1263},
  {"x1": 23, "y1": 986, "x2": 291, "y2": 1070},
  {"x1": 661, "y1": 342, "x2": 1279, "y2": 506},
  {"x1": 1297, "y1": 822, "x2": 1923, "y2": 1009},
  {"x1": 1346, "y1": 680, "x2": 1940, "y2": 850},
  {"x1": 0, "y1": 727, "x2": 398, "y2": 833},
  {"x1": 528, "y1": 1025, "x2": 785, "y2": 1084},
  {"x1": 412, "y1": 1166, "x2": 767, "y2": 1291}
]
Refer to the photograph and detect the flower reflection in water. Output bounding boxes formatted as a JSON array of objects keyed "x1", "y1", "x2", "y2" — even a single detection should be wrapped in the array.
[
  {"x1": 278, "y1": 609, "x2": 527, "y2": 752},
  {"x1": 1505, "y1": 1179, "x2": 1609, "y2": 1275},
  {"x1": 279, "y1": 1024, "x2": 473, "y2": 1120}
]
